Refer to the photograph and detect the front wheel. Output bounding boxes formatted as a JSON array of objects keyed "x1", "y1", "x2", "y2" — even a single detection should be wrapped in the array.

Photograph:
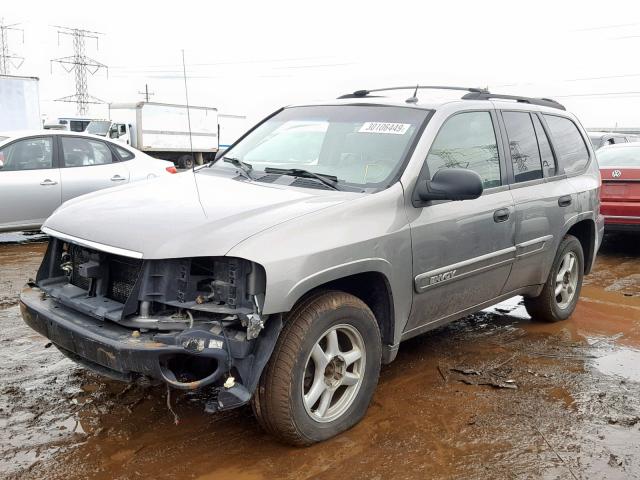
[
  {"x1": 252, "y1": 291, "x2": 381, "y2": 445},
  {"x1": 524, "y1": 234, "x2": 584, "y2": 322}
]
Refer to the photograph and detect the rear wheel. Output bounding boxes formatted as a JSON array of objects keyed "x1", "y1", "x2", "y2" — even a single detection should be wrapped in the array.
[
  {"x1": 252, "y1": 291, "x2": 381, "y2": 445},
  {"x1": 524, "y1": 235, "x2": 584, "y2": 322},
  {"x1": 177, "y1": 154, "x2": 194, "y2": 169}
]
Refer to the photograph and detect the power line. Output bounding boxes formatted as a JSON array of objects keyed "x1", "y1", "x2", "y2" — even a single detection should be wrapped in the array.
[
  {"x1": 555, "y1": 90, "x2": 640, "y2": 98},
  {"x1": 564, "y1": 72, "x2": 640, "y2": 82},
  {"x1": 573, "y1": 21, "x2": 640, "y2": 32},
  {"x1": 109, "y1": 55, "x2": 335, "y2": 70},
  {"x1": 50, "y1": 25, "x2": 108, "y2": 115},
  {"x1": 0, "y1": 19, "x2": 24, "y2": 75}
]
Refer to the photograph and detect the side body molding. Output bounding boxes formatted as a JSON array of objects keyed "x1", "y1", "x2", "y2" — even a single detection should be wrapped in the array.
[{"x1": 414, "y1": 246, "x2": 517, "y2": 293}]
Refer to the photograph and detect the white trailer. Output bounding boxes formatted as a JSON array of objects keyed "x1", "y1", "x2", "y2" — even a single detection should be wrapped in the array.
[
  {"x1": 89, "y1": 102, "x2": 219, "y2": 168},
  {"x1": 0, "y1": 75, "x2": 41, "y2": 131},
  {"x1": 218, "y1": 113, "x2": 248, "y2": 150}
]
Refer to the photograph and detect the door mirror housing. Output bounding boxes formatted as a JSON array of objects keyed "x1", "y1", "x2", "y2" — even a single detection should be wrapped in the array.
[{"x1": 417, "y1": 168, "x2": 483, "y2": 202}]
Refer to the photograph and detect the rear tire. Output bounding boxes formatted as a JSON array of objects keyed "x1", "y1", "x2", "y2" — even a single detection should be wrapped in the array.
[
  {"x1": 252, "y1": 291, "x2": 381, "y2": 446},
  {"x1": 177, "y1": 154, "x2": 194, "y2": 169},
  {"x1": 524, "y1": 234, "x2": 584, "y2": 322}
]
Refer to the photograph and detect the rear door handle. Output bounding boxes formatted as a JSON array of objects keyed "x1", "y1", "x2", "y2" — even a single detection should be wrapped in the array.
[
  {"x1": 493, "y1": 208, "x2": 510, "y2": 223},
  {"x1": 110, "y1": 175, "x2": 126, "y2": 182},
  {"x1": 40, "y1": 179, "x2": 58, "y2": 186},
  {"x1": 558, "y1": 195, "x2": 572, "y2": 207}
]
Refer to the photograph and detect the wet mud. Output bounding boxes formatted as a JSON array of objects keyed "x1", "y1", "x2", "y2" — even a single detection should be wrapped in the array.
[{"x1": 1, "y1": 233, "x2": 639, "y2": 479}]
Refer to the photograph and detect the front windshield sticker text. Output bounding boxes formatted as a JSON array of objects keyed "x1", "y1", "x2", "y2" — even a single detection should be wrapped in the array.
[{"x1": 359, "y1": 122, "x2": 411, "y2": 135}]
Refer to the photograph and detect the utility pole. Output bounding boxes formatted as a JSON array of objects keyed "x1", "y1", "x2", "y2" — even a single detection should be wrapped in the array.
[
  {"x1": 138, "y1": 83, "x2": 154, "y2": 102},
  {"x1": 50, "y1": 25, "x2": 107, "y2": 115},
  {"x1": 0, "y1": 19, "x2": 24, "y2": 75}
]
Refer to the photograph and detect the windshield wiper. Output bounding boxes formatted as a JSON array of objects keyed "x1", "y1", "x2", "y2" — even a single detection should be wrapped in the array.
[
  {"x1": 264, "y1": 167, "x2": 341, "y2": 191},
  {"x1": 222, "y1": 157, "x2": 254, "y2": 180}
]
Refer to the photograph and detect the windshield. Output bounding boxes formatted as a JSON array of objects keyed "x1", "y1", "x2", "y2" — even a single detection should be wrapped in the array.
[
  {"x1": 86, "y1": 121, "x2": 111, "y2": 136},
  {"x1": 597, "y1": 146, "x2": 640, "y2": 167},
  {"x1": 208, "y1": 105, "x2": 430, "y2": 190}
]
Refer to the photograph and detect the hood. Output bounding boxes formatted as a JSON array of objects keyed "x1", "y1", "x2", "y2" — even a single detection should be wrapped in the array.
[{"x1": 44, "y1": 171, "x2": 361, "y2": 259}]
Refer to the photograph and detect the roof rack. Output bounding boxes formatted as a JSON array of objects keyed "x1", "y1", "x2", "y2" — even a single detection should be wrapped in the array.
[
  {"x1": 337, "y1": 85, "x2": 488, "y2": 100},
  {"x1": 461, "y1": 92, "x2": 565, "y2": 110},
  {"x1": 337, "y1": 86, "x2": 566, "y2": 110}
]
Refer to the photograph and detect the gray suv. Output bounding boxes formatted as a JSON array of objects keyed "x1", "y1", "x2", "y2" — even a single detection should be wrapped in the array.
[{"x1": 20, "y1": 86, "x2": 604, "y2": 445}]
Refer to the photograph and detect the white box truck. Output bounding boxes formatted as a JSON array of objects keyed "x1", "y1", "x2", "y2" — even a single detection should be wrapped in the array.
[
  {"x1": 218, "y1": 113, "x2": 248, "y2": 150},
  {"x1": 86, "y1": 102, "x2": 218, "y2": 168},
  {"x1": 0, "y1": 75, "x2": 41, "y2": 131}
]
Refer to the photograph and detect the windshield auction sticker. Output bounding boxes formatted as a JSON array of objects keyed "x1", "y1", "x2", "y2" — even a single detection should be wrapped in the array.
[{"x1": 359, "y1": 122, "x2": 411, "y2": 135}]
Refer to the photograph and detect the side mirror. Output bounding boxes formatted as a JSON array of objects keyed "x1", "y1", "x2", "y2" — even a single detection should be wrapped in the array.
[{"x1": 416, "y1": 168, "x2": 483, "y2": 202}]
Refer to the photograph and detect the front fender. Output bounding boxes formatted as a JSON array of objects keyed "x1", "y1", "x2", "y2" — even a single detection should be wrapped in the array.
[{"x1": 284, "y1": 258, "x2": 393, "y2": 312}]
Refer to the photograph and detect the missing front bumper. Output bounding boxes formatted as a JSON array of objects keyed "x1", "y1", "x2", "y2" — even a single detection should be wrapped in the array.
[{"x1": 19, "y1": 285, "x2": 282, "y2": 408}]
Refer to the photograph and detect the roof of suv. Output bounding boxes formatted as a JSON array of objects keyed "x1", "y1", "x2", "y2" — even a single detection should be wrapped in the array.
[{"x1": 298, "y1": 86, "x2": 570, "y2": 116}]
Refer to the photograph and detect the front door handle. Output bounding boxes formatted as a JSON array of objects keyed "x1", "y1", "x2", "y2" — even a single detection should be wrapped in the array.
[
  {"x1": 40, "y1": 179, "x2": 58, "y2": 186},
  {"x1": 493, "y1": 208, "x2": 510, "y2": 223},
  {"x1": 558, "y1": 195, "x2": 572, "y2": 207},
  {"x1": 110, "y1": 175, "x2": 126, "y2": 182}
]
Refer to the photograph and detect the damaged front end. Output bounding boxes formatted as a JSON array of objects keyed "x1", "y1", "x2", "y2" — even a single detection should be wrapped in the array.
[{"x1": 20, "y1": 238, "x2": 281, "y2": 412}]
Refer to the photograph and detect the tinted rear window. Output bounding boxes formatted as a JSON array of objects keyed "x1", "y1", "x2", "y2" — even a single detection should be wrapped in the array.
[
  {"x1": 502, "y1": 111, "x2": 543, "y2": 183},
  {"x1": 532, "y1": 115, "x2": 556, "y2": 177},
  {"x1": 543, "y1": 115, "x2": 589, "y2": 174}
]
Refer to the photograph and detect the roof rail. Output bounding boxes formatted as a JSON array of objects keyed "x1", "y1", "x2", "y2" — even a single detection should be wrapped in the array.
[
  {"x1": 461, "y1": 92, "x2": 566, "y2": 110},
  {"x1": 337, "y1": 86, "x2": 566, "y2": 110},
  {"x1": 337, "y1": 85, "x2": 488, "y2": 100}
]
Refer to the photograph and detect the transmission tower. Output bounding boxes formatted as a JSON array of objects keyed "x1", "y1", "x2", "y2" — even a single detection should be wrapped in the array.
[
  {"x1": 0, "y1": 20, "x2": 24, "y2": 75},
  {"x1": 50, "y1": 25, "x2": 107, "y2": 115}
]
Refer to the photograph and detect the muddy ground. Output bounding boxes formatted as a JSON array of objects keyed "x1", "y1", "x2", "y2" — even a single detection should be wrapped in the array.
[{"x1": 0, "y1": 233, "x2": 639, "y2": 480}]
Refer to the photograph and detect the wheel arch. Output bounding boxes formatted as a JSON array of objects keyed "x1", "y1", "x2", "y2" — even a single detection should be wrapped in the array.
[
  {"x1": 283, "y1": 260, "x2": 396, "y2": 350},
  {"x1": 564, "y1": 217, "x2": 597, "y2": 274}
]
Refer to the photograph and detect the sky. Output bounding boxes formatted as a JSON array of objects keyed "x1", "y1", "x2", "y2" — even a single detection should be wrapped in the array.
[{"x1": 3, "y1": 0, "x2": 640, "y2": 130}]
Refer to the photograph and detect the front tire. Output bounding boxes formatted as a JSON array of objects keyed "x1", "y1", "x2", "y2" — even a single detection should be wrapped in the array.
[
  {"x1": 252, "y1": 291, "x2": 381, "y2": 445},
  {"x1": 524, "y1": 234, "x2": 584, "y2": 322}
]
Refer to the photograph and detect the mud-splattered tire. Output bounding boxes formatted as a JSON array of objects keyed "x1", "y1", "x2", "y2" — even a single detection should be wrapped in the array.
[
  {"x1": 252, "y1": 291, "x2": 381, "y2": 446},
  {"x1": 524, "y1": 235, "x2": 584, "y2": 322}
]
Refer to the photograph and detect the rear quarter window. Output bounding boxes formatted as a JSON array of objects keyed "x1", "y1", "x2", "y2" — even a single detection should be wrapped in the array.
[
  {"x1": 115, "y1": 145, "x2": 135, "y2": 161},
  {"x1": 543, "y1": 115, "x2": 590, "y2": 174}
]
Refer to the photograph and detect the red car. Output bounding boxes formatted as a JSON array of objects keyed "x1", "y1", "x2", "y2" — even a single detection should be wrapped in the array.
[{"x1": 597, "y1": 143, "x2": 640, "y2": 232}]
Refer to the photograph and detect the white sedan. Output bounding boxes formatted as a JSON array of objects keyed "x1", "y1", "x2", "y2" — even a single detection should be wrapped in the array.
[{"x1": 0, "y1": 130, "x2": 177, "y2": 232}]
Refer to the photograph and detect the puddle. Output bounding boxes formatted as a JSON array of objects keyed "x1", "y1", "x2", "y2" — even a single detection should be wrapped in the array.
[
  {"x1": 0, "y1": 231, "x2": 48, "y2": 244},
  {"x1": 594, "y1": 348, "x2": 640, "y2": 383}
]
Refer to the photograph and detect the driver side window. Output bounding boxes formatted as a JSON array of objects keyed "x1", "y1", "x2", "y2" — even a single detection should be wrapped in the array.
[{"x1": 426, "y1": 111, "x2": 501, "y2": 188}]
